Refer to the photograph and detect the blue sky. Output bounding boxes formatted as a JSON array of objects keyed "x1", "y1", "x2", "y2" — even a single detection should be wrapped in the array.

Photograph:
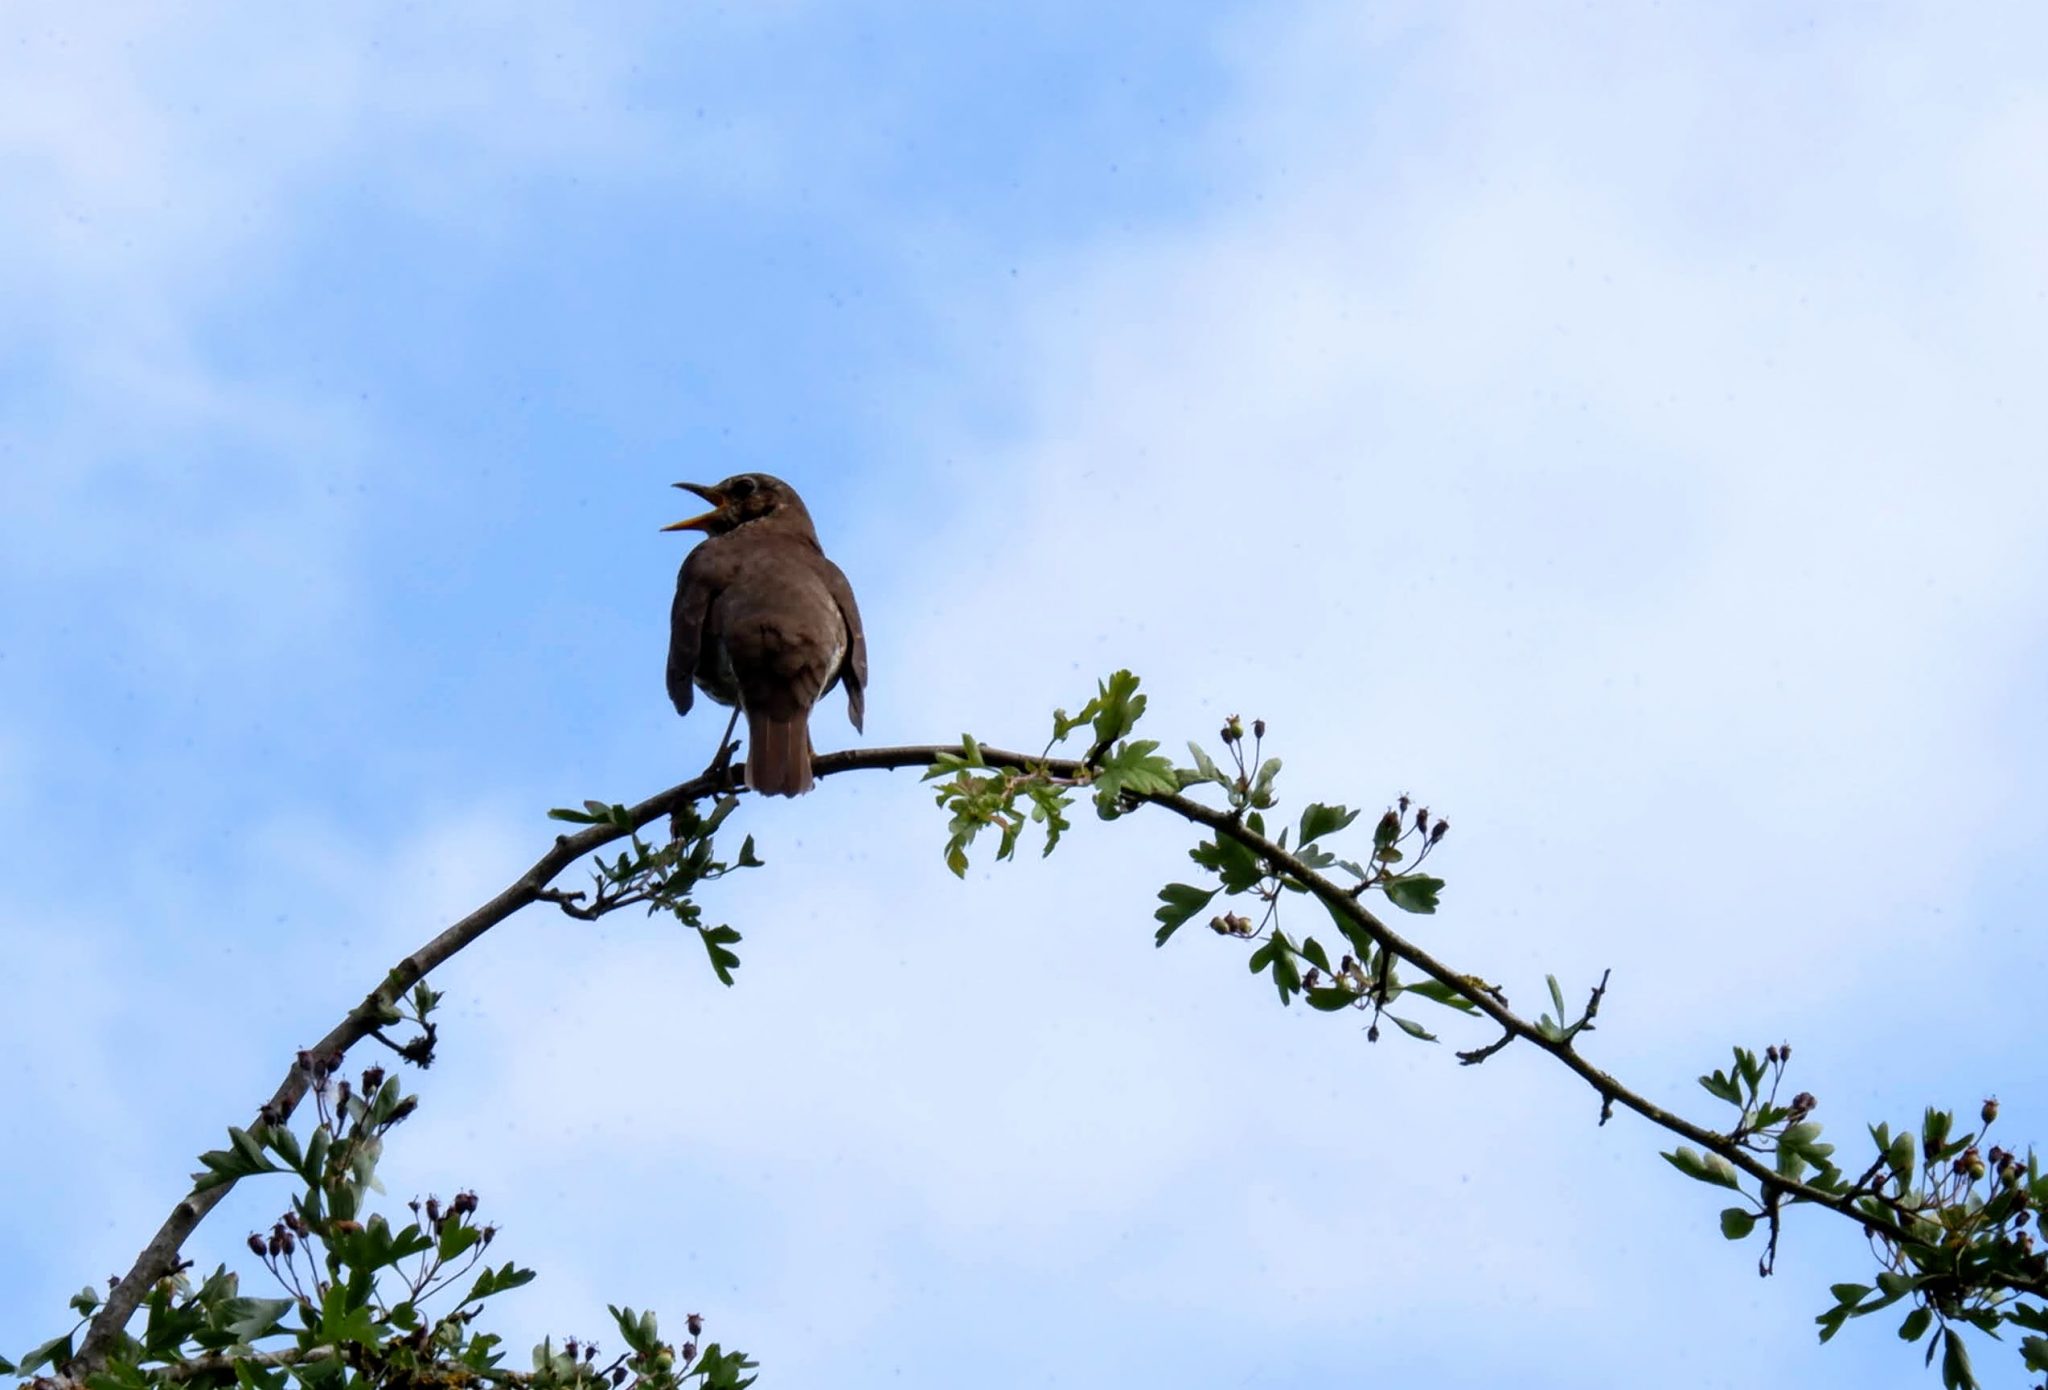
[{"x1": 5, "y1": 3, "x2": 2047, "y2": 1387}]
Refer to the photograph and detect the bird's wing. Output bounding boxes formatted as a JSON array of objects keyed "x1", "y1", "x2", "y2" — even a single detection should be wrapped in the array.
[
  {"x1": 667, "y1": 555, "x2": 718, "y2": 717},
  {"x1": 821, "y1": 557, "x2": 867, "y2": 732}
]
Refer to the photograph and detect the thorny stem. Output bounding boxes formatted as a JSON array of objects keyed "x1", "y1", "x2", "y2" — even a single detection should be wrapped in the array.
[{"x1": 64, "y1": 741, "x2": 2042, "y2": 1380}]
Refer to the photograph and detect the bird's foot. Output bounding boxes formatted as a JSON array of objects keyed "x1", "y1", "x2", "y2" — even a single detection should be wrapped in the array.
[{"x1": 705, "y1": 737, "x2": 742, "y2": 796}]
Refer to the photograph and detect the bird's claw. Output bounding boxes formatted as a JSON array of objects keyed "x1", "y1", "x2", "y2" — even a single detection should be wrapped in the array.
[{"x1": 706, "y1": 737, "x2": 742, "y2": 796}]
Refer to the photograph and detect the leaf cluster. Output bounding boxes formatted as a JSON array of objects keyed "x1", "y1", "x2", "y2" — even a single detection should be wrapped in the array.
[
  {"x1": 1664, "y1": 1049, "x2": 2045, "y2": 1387},
  {"x1": 545, "y1": 796, "x2": 763, "y2": 985}
]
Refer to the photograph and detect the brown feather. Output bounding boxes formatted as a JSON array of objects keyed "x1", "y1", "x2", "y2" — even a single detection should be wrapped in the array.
[{"x1": 745, "y1": 711, "x2": 814, "y2": 796}]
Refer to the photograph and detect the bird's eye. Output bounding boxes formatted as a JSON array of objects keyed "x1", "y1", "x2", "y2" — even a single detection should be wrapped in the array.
[{"x1": 727, "y1": 476, "x2": 758, "y2": 499}]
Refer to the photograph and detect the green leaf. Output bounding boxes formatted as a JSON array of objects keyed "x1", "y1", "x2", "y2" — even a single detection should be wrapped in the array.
[
  {"x1": 2019, "y1": 1335, "x2": 2048, "y2": 1373},
  {"x1": 1899, "y1": 1307, "x2": 1933, "y2": 1342},
  {"x1": 1699, "y1": 1070, "x2": 1743, "y2": 1105},
  {"x1": 217, "y1": 1296, "x2": 294, "y2": 1342},
  {"x1": 1263, "y1": 932, "x2": 1303, "y2": 1004},
  {"x1": 1092, "y1": 739, "x2": 1179, "y2": 815},
  {"x1": 1941, "y1": 1326, "x2": 1974, "y2": 1390},
  {"x1": 1153, "y1": 883, "x2": 1218, "y2": 947},
  {"x1": 1185, "y1": 742, "x2": 1227, "y2": 788},
  {"x1": 1886, "y1": 1129, "x2": 1916, "y2": 1182},
  {"x1": 1719, "y1": 1207, "x2": 1756, "y2": 1239},
  {"x1": 1816, "y1": 1305, "x2": 1851, "y2": 1344},
  {"x1": 1830, "y1": 1283, "x2": 1872, "y2": 1307},
  {"x1": 1298, "y1": 803, "x2": 1358, "y2": 846},
  {"x1": 1089, "y1": 670, "x2": 1147, "y2": 749},
  {"x1": 439, "y1": 1222, "x2": 482, "y2": 1261},
  {"x1": 1373, "y1": 810, "x2": 1400, "y2": 849},
  {"x1": 1299, "y1": 936, "x2": 1332, "y2": 973},
  {"x1": 1388, "y1": 1014, "x2": 1437, "y2": 1042},
  {"x1": 1304, "y1": 986, "x2": 1359, "y2": 1012},
  {"x1": 1247, "y1": 757, "x2": 1282, "y2": 809},
  {"x1": 1190, "y1": 833, "x2": 1265, "y2": 894},
  {"x1": 698, "y1": 924, "x2": 743, "y2": 986},
  {"x1": 1386, "y1": 980, "x2": 1469, "y2": 1013},
  {"x1": 1382, "y1": 875, "x2": 1444, "y2": 914},
  {"x1": 1662, "y1": 1146, "x2": 1741, "y2": 1190},
  {"x1": 458, "y1": 1263, "x2": 537, "y2": 1310},
  {"x1": 609, "y1": 1305, "x2": 653, "y2": 1355},
  {"x1": 15, "y1": 1335, "x2": 72, "y2": 1377}
]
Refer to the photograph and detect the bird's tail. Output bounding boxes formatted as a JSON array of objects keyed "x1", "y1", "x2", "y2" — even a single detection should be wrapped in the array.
[{"x1": 745, "y1": 710, "x2": 816, "y2": 796}]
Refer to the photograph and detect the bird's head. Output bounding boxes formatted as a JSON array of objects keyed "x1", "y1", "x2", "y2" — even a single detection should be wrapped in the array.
[{"x1": 662, "y1": 473, "x2": 813, "y2": 537}]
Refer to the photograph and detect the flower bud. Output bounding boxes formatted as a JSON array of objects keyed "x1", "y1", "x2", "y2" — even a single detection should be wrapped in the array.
[
  {"x1": 1252, "y1": 719, "x2": 1266, "y2": 739},
  {"x1": 686, "y1": 1314, "x2": 704, "y2": 1338},
  {"x1": 1982, "y1": 1097, "x2": 1999, "y2": 1125},
  {"x1": 248, "y1": 1233, "x2": 267, "y2": 1258}
]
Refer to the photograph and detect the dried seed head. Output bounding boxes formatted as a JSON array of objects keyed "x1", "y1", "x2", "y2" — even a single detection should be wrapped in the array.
[
  {"x1": 687, "y1": 1314, "x2": 704, "y2": 1338},
  {"x1": 1429, "y1": 820, "x2": 1449, "y2": 844},
  {"x1": 248, "y1": 1233, "x2": 267, "y2": 1258},
  {"x1": 1982, "y1": 1097, "x2": 2000, "y2": 1125},
  {"x1": 1252, "y1": 718, "x2": 1266, "y2": 739}
]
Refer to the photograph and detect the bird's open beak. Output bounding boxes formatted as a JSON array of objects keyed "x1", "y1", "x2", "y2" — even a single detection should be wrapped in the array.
[{"x1": 662, "y1": 481, "x2": 725, "y2": 532}]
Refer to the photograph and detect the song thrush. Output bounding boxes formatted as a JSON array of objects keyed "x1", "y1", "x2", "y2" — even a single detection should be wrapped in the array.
[{"x1": 663, "y1": 473, "x2": 867, "y2": 796}]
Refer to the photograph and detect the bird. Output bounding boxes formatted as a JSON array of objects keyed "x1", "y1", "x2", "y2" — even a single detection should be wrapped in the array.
[{"x1": 663, "y1": 473, "x2": 866, "y2": 797}]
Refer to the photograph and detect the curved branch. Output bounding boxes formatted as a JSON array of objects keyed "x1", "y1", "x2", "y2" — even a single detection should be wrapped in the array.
[
  {"x1": 71, "y1": 746, "x2": 1067, "y2": 1375},
  {"x1": 1151, "y1": 792, "x2": 1957, "y2": 1259},
  {"x1": 69, "y1": 740, "x2": 2038, "y2": 1374}
]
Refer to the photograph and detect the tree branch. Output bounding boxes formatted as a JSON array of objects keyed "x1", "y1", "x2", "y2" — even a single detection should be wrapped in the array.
[
  {"x1": 70, "y1": 746, "x2": 1069, "y2": 1375},
  {"x1": 68, "y1": 739, "x2": 2038, "y2": 1376}
]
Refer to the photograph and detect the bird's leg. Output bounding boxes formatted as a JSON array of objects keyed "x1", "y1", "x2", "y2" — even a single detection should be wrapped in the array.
[
  {"x1": 707, "y1": 705, "x2": 742, "y2": 793},
  {"x1": 675, "y1": 706, "x2": 746, "y2": 840}
]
